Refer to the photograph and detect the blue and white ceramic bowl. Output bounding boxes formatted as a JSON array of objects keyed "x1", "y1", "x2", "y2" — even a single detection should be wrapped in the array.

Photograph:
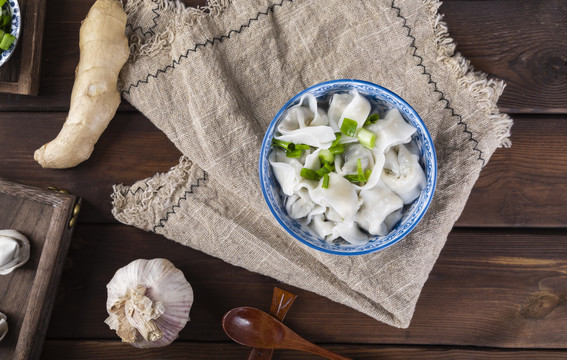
[
  {"x1": 259, "y1": 79, "x2": 437, "y2": 256},
  {"x1": 0, "y1": 0, "x2": 21, "y2": 67}
]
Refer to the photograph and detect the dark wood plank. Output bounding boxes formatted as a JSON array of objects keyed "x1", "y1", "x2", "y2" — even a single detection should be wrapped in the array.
[
  {"x1": 46, "y1": 224, "x2": 567, "y2": 348},
  {"x1": 457, "y1": 115, "x2": 567, "y2": 227},
  {"x1": 0, "y1": 111, "x2": 181, "y2": 223},
  {"x1": 0, "y1": 112, "x2": 563, "y2": 227},
  {"x1": 40, "y1": 340, "x2": 567, "y2": 360},
  {"x1": 440, "y1": 0, "x2": 567, "y2": 113},
  {"x1": 0, "y1": 0, "x2": 564, "y2": 113}
]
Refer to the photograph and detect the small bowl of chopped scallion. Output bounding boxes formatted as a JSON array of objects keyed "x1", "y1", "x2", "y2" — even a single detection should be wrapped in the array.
[{"x1": 0, "y1": 0, "x2": 20, "y2": 67}]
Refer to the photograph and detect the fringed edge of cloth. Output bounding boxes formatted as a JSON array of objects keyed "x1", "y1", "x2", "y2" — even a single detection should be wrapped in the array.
[
  {"x1": 424, "y1": 0, "x2": 513, "y2": 149},
  {"x1": 111, "y1": 156, "x2": 207, "y2": 231},
  {"x1": 124, "y1": 0, "x2": 232, "y2": 60}
]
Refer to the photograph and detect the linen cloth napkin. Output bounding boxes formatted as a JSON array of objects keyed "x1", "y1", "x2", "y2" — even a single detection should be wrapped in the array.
[{"x1": 112, "y1": 0, "x2": 513, "y2": 327}]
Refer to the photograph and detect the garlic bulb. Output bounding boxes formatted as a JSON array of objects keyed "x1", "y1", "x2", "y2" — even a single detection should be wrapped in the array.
[
  {"x1": 0, "y1": 229, "x2": 31, "y2": 275},
  {"x1": 0, "y1": 312, "x2": 7, "y2": 342},
  {"x1": 105, "y1": 258, "x2": 193, "y2": 348}
]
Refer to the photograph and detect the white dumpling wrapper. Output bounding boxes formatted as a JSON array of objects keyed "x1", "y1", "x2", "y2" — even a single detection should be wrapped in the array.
[
  {"x1": 335, "y1": 144, "x2": 386, "y2": 191},
  {"x1": 0, "y1": 238, "x2": 19, "y2": 268},
  {"x1": 276, "y1": 94, "x2": 335, "y2": 148},
  {"x1": 384, "y1": 147, "x2": 400, "y2": 176},
  {"x1": 325, "y1": 207, "x2": 343, "y2": 223},
  {"x1": 336, "y1": 144, "x2": 373, "y2": 175},
  {"x1": 0, "y1": 230, "x2": 31, "y2": 275},
  {"x1": 285, "y1": 188, "x2": 325, "y2": 222},
  {"x1": 278, "y1": 94, "x2": 328, "y2": 131},
  {"x1": 302, "y1": 148, "x2": 322, "y2": 170},
  {"x1": 384, "y1": 208, "x2": 403, "y2": 232},
  {"x1": 382, "y1": 144, "x2": 426, "y2": 204},
  {"x1": 328, "y1": 221, "x2": 369, "y2": 245},
  {"x1": 367, "y1": 108, "x2": 417, "y2": 152},
  {"x1": 304, "y1": 93, "x2": 329, "y2": 126},
  {"x1": 356, "y1": 182, "x2": 404, "y2": 236},
  {"x1": 337, "y1": 91, "x2": 371, "y2": 143},
  {"x1": 269, "y1": 149, "x2": 303, "y2": 196},
  {"x1": 277, "y1": 106, "x2": 312, "y2": 132},
  {"x1": 328, "y1": 93, "x2": 354, "y2": 132},
  {"x1": 275, "y1": 127, "x2": 335, "y2": 149},
  {"x1": 309, "y1": 172, "x2": 361, "y2": 221},
  {"x1": 309, "y1": 214, "x2": 335, "y2": 239}
]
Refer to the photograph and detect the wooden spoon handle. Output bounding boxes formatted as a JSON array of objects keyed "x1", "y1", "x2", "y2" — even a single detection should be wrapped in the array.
[
  {"x1": 269, "y1": 287, "x2": 297, "y2": 320},
  {"x1": 247, "y1": 287, "x2": 297, "y2": 360}
]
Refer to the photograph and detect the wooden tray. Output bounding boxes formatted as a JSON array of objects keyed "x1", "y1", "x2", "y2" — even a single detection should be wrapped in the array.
[
  {"x1": 0, "y1": 178, "x2": 80, "y2": 360},
  {"x1": 0, "y1": 0, "x2": 47, "y2": 95}
]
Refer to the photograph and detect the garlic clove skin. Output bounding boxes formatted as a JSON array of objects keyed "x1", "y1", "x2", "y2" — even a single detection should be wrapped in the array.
[
  {"x1": 0, "y1": 230, "x2": 31, "y2": 275},
  {"x1": 0, "y1": 312, "x2": 8, "y2": 342},
  {"x1": 105, "y1": 258, "x2": 193, "y2": 348}
]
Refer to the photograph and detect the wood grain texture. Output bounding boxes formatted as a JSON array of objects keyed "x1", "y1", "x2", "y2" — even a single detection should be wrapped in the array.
[
  {"x1": 0, "y1": 111, "x2": 181, "y2": 223},
  {"x1": 0, "y1": 0, "x2": 563, "y2": 358},
  {"x1": 0, "y1": 0, "x2": 564, "y2": 112},
  {"x1": 39, "y1": 340, "x2": 567, "y2": 360},
  {"x1": 0, "y1": 179, "x2": 78, "y2": 360},
  {"x1": 0, "y1": 0, "x2": 48, "y2": 95},
  {"x1": 0, "y1": 112, "x2": 564, "y2": 227},
  {"x1": 440, "y1": 0, "x2": 567, "y2": 113},
  {"x1": 45, "y1": 224, "x2": 567, "y2": 348},
  {"x1": 458, "y1": 115, "x2": 567, "y2": 226}
]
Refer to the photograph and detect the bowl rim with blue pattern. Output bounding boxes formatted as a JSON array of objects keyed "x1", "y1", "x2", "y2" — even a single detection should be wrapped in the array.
[
  {"x1": 0, "y1": 0, "x2": 21, "y2": 68},
  {"x1": 259, "y1": 79, "x2": 437, "y2": 256}
]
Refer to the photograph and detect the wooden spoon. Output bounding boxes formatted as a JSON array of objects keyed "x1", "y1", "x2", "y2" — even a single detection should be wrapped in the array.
[
  {"x1": 248, "y1": 287, "x2": 297, "y2": 360},
  {"x1": 222, "y1": 307, "x2": 352, "y2": 360}
]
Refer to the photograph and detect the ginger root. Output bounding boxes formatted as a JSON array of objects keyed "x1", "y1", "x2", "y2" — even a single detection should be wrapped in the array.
[{"x1": 34, "y1": 0, "x2": 129, "y2": 169}]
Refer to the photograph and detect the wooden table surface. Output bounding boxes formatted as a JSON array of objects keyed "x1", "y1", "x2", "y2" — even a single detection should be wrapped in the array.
[{"x1": 1, "y1": 0, "x2": 566, "y2": 359}]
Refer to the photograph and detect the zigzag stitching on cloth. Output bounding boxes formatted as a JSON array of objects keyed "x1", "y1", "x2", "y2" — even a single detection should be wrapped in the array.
[
  {"x1": 127, "y1": 182, "x2": 163, "y2": 196},
  {"x1": 391, "y1": 0, "x2": 486, "y2": 166},
  {"x1": 122, "y1": 0, "x2": 293, "y2": 95},
  {"x1": 152, "y1": 171, "x2": 208, "y2": 232},
  {"x1": 126, "y1": 0, "x2": 161, "y2": 38}
]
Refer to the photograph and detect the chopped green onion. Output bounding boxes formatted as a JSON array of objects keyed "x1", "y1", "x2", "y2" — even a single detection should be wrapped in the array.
[
  {"x1": 285, "y1": 149, "x2": 303, "y2": 158},
  {"x1": 294, "y1": 144, "x2": 310, "y2": 150},
  {"x1": 272, "y1": 139, "x2": 292, "y2": 150},
  {"x1": 344, "y1": 161, "x2": 370, "y2": 184},
  {"x1": 300, "y1": 168, "x2": 321, "y2": 181},
  {"x1": 329, "y1": 143, "x2": 344, "y2": 155},
  {"x1": 322, "y1": 174, "x2": 330, "y2": 189},
  {"x1": 0, "y1": 33, "x2": 14, "y2": 50},
  {"x1": 1, "y1": 14, "x2": 9, "y2": 28},
  {"x1": 364, "y1": 113, "x2": 380, "y2": 126},
  {"x1": 319, "y1": 149, "x2": 334, "y2": 164},
  {"x1": 316, "y1": 163, "x2": 335, "y2": 177},
  {"x1": 357, "y1": 128, "x2": 376, "y2": 149},
  {"x1": 331, "y1": 132, "x2": 342, "y2": 147},
  {"x1": 340, "y1": 118, "x2": 358, "y2": 137},
  {"x1": 316, "y1": 167, "x2": 330, "y2": 177},
  {"x1": 344, "y1": 174, "x2": 361, "y2": 183},
  {"x1": 357, "y1": 159, "x2": 365, "y2": 180}
]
